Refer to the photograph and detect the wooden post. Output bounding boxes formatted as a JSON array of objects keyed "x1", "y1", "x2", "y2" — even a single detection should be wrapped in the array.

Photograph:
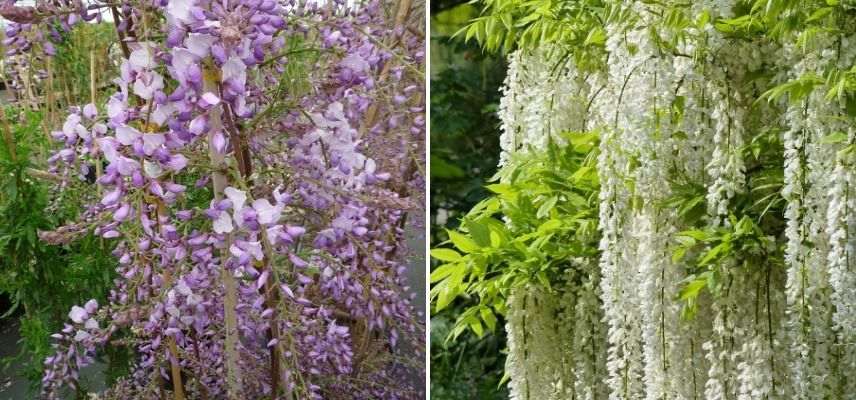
[
  {"x1": 90, "y1": 50, "x2": 103, "y2": 185},
  {"x1": 167, "y1": 338, "x2": 187, "y2": 400},
  {"x1": 0, "y1": 106, "x2": 18, "y2": 163},
  {"x1": 204, "y1": 69, "x2": 243, "y2": 399}
]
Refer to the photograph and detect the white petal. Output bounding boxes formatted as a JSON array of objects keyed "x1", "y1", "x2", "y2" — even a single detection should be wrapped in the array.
[
  {"x1": 144, "y1": 160, "x2": 164, "y2": 178},
  {"x1": 266, "y1": 225, "x2": 283, "y2": 245},
  {"x1": 170, "y1": 49, "x2": 196, "y2": 84},
  {"x1": 69, "y1": 306, "x2": 88, "y2": 324},
  {"x1": 175, "y1": 280, "x2": 193, "y2": 296},
  {"x1": 223, "y1": 187, "x2": 247, "y2": 211},
  {"x1": 84, "y1": 299, "x2": 99, "y2": 313},
  {"x1": 132, "y1": 71, "x2": 164, "y2": 100},
  {"x1": 151, "y1": 103, "x2": 176, "y2": 127},
  {"x1": 115, "y1": 125, "x2": 141, "y2": 146},
  {"x1": 74, "y1": 330, "x2": 91, "y2": 342},
  {"x1": 107, "y1": 97, "x2": 127, "y2": 120},
  {"x1": 129, "y1": 47, "x2": 155, "y2": 71},
  {"x1": 83, "y1": 103, "x2": 97, "y2": 119},
  {"x1": 166, "y1": 0, "x2": 194, "y2": 24},
  {"x1": 186, "y1": 293, "x2": 202, "y2": 306},
  {"x1": 229, "y1": 243, "x2": 245, "y2": 258},
  {"x1": 213, "y1": 211, "x2": 233, "y2": 234},
  {"x1": 62, "y1": 114, "x2": 81, "y2": 135},
  {"x1": 221, "y1": 57, "x2": 246, "y2": 86},
  {"x1": 200, "y1": 92, "x2": 220, "y2": 106},
  {"x1": 340, "y1": 53, "x2": 370, "y2": 73},
  {"x1": 99, "y1": 138, "x2": 119, "y2": 162},
  {"x1": 75, "y1": 124, "x2": 90, "y2": 141},
  {"x1": 84, "y1": 318, "x2": 99, "y2": 330},
  {"x1": 253, "y1": 199, "x2": 281, "y2": 225},
  {"x1": 142, "y1": 133, "x2": 166, "y2": 155},
  {"x1": 166, "y1": 305, "x2": 181, "y2": 317},
  {"x1": 185, "y1": 33, "x2": 216, "y2": 58},
  {"x1": 245, "y1": 241, "x2": 264, "y2": 261}
]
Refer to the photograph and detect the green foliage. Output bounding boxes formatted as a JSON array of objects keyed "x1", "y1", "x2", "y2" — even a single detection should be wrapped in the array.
[
  {"x1": 457, "y1": 0, "x2": 609, "y2": 71},
  {"x1": 49, "y1": 23, "x2": 118, "y2": 107},
  {"x1": 673, "y1": 215, "x2": 778, "y2": 319},
  {"x1": 0, "y1": 107, "x2": 118, "y2": 391},
  {"x1": 668, "y1": 127, "x2": 787, "y2": 320},
  {"x1": 429, "y1": 314, "x2": 508, "y2": 400},
  {"x1": 431, "y1": 132, "x2": 600, "y2": 339},
  {"x1": 430, "y1": 5, "x2": 508, "y2": 398},
  {"x1": 430, "y1": 19, "x2": 506, "y2": 239},
  {"x1": 439, "y1": 0, "x2": 856, "y2": 395},
  {"x1": 461, "y1": 0, "x2": 856, "y2": 113}
]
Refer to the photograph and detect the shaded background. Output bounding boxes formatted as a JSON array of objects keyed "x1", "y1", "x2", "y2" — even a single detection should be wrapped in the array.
[{"x1": 429, "y1": 3, "x2": 508, "y2": 399}]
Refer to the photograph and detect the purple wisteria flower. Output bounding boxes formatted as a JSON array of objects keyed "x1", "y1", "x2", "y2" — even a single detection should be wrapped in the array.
[{"x1": 24, "y1": 0, "x2": 425, "y2": 398}]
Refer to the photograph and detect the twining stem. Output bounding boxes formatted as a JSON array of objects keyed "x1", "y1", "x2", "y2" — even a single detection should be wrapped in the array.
[
  {"x1": 46, "y1": 56, "x2": 56, "y2": 141},
  {"x1": 204, "y1": 71, "x2": 243, "y2": 399},
  {"x1": 221, "y1": 91, "x2": 288, "y2": 399},
  {"x1": 154, "y1": 197, "x2": 187, "y2": 400},
  {"x1": 110, "y1": 7, "x2": 131, "y2": 59},
  {"x1": 360, "y1": 0, "x2": 414, "y2": 132},
  {"x1": 167, "y1": 338, "x2": 186, "y2": 400},
  {"x1": 224, "y1": 98, "x2": 293, "y2": 400},
  {"x1": 765, "y1": 263, "x2": 777, "y2": 395}
]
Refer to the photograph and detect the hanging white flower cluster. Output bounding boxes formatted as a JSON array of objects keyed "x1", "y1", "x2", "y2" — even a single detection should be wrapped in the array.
[
  {"x1": 491, "y1": 1, "x2": 856, "y2": 399},
  {"x1": 497, "y1": 47, "x2": 589, "y2": 166}
]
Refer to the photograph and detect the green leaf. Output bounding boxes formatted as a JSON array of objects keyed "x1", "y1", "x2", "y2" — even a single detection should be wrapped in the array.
[
  {"x1": 430, "y1": 248, "x2": 462, "y2": 262},
  {"x1": 536, "y1": 271, "x2": 551, "y2": 290},
  {"x1": 536, "y1": 196, "x2": 558, "y2": 218},
  {"x1": 447, "y1": 230, "x2": 480, "y2": 253},
  {"x1": 469, "y1": 317, "x2": 484, "y2": 338},
  {"x1": 672, "y1": 247, "x2": 687, "y2": 264},
  {"x1": 465, "y1": 219, "x2": 492, "y2": 247},
  {"x1": 821, "y1": 131, "x2": 848, "y2": 144},
  {"x1": 680, "y1": 277, "x2": 707, "y2": 301},
  {"x1": 429, "y1": 155, "x2": 466, "y2": 178},
  {"x1": 584, "y1": 27, "x2": 606, "y2": 46},
  {"x1": 480, "y1": 307, "x2": 497, "y2": 332},
  {"x1": 434, "y1": 267, "x2": 465, "y2": 311},
  {"x1": 677, "y1": 230, "x2": 708, "y2": 241},
  {"x1": 696, "y1": 10, "x2": 711, "y2": 28},
  {"x1": 430, "y1": 263, "x2": 459, "y2": 283},
  {"x1": 537, "y1": 219, "x2": 562, "y2": 233},
  {"x1": 485, "y1": 183, "x2": 513, "y2": 195},
  {"x1": 699, "y1": 242, "x2": 730, "y2": 266},
  {"x1": 806, "y1": 7, "x2": 834, "y2": 22}
]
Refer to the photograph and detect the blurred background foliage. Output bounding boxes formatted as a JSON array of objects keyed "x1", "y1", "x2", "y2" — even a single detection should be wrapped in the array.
[
  {"x1": 430, "y1": 3, "x2": 508, "y2": 399},
  {"x1": 0, "y1": 21, "x2": 129, "y2": 395}
]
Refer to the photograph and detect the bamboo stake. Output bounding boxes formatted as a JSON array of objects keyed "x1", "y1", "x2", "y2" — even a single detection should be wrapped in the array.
[
  {"x1": 203, "y1": 69, "x2": 243, "y2": 399},
  {"x1": 89, "y1": 50, "x2": 97, "y2": 106},
  {"x1": 223, "y1": 96, "x2": 288, "y2": 399},
  {"x1": 16, "y1": 63, "x2": 35, "y2": 111},
  {"x1": 154, "y1": 199, "x2": 186, "y2": 400},
  {"x1": 167, "y1": 338, "x2": 187, "y2": 400},
  {"x1": 46, "y1": 56, "x2": 55, "y2": 132},
  {"x1": 90, "y1": 50, "x2": 103, "y2": 185},
  {"x1": 0, "y1": 106, "x2": 18, "y2": 163}
]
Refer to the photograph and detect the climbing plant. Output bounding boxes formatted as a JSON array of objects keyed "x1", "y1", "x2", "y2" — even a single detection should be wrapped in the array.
[
  {"x1": 2, "y1": 0, "x2": 425, "y2": 398},
  {"x1": 432, "y1": 1, "x2": 856, "y2": 399}
]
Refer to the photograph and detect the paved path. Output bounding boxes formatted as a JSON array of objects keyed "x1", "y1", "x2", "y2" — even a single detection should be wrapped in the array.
[{"x1": 0, "y1": 319, "x2": 31, "y2": 399}]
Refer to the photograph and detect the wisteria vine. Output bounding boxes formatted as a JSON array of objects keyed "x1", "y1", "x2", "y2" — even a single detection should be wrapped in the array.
[
  {"x1": 433, "y1": 1, "x2": 856, "y2": 399},
  {"x1": 2, "y1": 0, "x2": 425, "y2": 398}
]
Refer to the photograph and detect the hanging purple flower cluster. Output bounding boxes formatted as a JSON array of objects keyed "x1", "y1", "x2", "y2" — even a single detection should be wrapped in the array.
[{"x1": 14, "y1": 0, "x2": 425, "y2": 398}]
